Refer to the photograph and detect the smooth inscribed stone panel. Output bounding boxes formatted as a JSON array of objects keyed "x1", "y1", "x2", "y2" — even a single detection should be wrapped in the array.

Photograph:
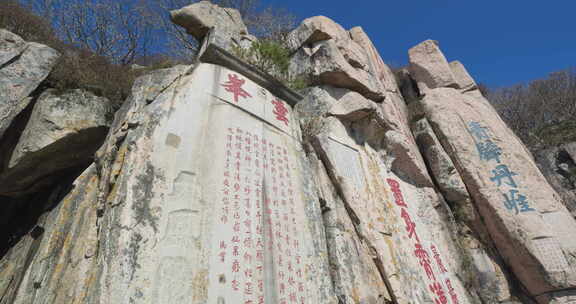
[{"x1": 326, "y1": 137, "x2": 367, "y2": 194}]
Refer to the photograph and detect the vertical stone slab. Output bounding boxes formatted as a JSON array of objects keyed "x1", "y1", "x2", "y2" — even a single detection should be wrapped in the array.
[
  {"x1": 92, "y1": 63, "x2": 335, "y2": 304},
  {"x1": 420, "y1": 87, "x2": 576, "y2": 300}
]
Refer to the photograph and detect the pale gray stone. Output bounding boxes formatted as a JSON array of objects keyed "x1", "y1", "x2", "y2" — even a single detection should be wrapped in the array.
[
  {"x1": 286, "y1": 16, "x2": 350, "y2": 51},
  {"x1": 0, "y1": 29, "x2": 26, "y2": 67},
  {"x1": 311, "y1": 39, "x2": 385, "y2": 102},
  {"x1": 170, "y1": 1, "x2": 248, "y2": 52},
  {"x1": 408, "y1": 40, "x2": 458, "y2": 92},
  {"x1": 450, "y1": 60, "x2": 478, "y2": 91},
  {"x1": 349, "y1": 26, "x2": 399, "y2": 93},
  {"x1": 0, "y1": 89, "x2": 113, "y2": 197},
  {"x1": 420, "y1": 86, "x2": 576, "y2": 297},
  {"x1": 0, "y1": 31, "x2": 60, "y2": 140}
]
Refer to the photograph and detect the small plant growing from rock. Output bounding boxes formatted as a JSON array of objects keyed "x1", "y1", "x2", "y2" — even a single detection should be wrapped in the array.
[{"x1": 232, "y1": 40, "x2": 311, "y2": 90}]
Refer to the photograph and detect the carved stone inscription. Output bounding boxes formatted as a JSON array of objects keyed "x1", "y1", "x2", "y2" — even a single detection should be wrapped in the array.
[
  {"x1": 210, "y1": 126, "x2": 307, "y2": 304},
  {"x1": 327, "y1": 137, "x2": 366, "y2": 194},
  {"x1": 533, "y1": 238, "x2": 569, "y2": 272}
]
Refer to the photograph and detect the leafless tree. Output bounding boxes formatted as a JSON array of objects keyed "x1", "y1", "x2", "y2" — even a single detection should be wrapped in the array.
[
  {"x1": 20, "y1": 0, "x2": 154, "y2": 65},
  {"x1": 486, "y1": 68, "x2": 576, "y2": 146}
]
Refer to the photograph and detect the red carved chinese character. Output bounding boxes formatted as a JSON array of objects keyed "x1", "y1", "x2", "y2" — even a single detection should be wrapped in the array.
[
  {"x1": 271, "y1": 99, "x2": 289, "y2": 126},
  {"x1": 430, "y1": 281, "x2": 448, "y2": 304},
  {"x1": 401, "y1": 208, "x2": 419, "y2": 241},
  {"x1": 387, "y1": 178, "x2": 408, "y2": 207},
  {"x1": 232, "y1": 260, "x2": 240, "y2": 273},
  {"x1": 414, "y1": 243, "x2": 435, "y2": 281},
  {"x1": 244, "y1": 268, "x2": 253, "y2": 278},
  {"x1": 245, "y1": 282, "x2": 253, "y2": 295},
  {"x1": 244, "y1": 252, "x2": 253, "y2": 263},
  {"x1": 232, "y1": 279, "x2": 240, "y2": 291},
  {"x1": 222, "y1": 73, "x2": 252, "y2": 103},
  {"x1": 289, "y1": 292, "x2": 297, "y2": 303}
]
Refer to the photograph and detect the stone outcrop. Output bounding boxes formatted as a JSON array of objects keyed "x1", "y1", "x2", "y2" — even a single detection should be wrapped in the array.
[
  {"x1": 408, "y1": 39, "x2": 458, "y2": 92},
  {"x1": 170, "y1": 0, "x2": 250, "y2": 53},
  {"x1": 0, "y1": 29, "x2": 60, "y2": 139},
  {"x1": 534, "y1": 142, "x2": 576, "y2": 216},
  {"x1": 0, "y1": 89, "x2": 113, "y2": 197},
  {"x1": 1, "y1": 9, "x2": 576, "y2": 304},
  {"x1": 288, "y1": 16, "x2": 386, "y2": 102},
  {"x1": 408, "y1": 40, "x2": 576, "y2": 303}
]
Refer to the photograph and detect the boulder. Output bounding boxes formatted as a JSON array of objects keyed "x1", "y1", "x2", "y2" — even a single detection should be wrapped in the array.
[
  {"x1": 0, "y1": 29, "x2": 26, "y2": 67},
  {"x1": 311, "y1": 39, "x2": 385, "y2": 102},
  {"x1": 449, "y1": 60, "x2": 478, "y2": 91},
  {"x1": 0, "y1": 89, "x2": 113, "y2": 196},
  {"x1": 170, "y1": 1, "x2": 248, "y2": 52},
  {"x1": 0, "y1": 30, "x2": 60, "y2": 139},
  {"x1": 408, "y1": 40, "x2": 458, "y2": 92},
  {"x1": 286, "y1": 16, "x2": 350, "y2": 51},
  {"x1": 326, "y1": 88, "x2": 377, "y2": 121}
]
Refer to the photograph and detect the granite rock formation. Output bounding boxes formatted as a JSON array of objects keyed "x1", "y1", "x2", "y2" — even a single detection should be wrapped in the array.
[{"x1": 1, "y1": 6, "x2": 575, "y2": 304}]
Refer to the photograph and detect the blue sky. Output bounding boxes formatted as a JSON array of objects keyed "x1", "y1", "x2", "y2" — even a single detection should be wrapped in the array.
[{"x1": 264, "y1": 1, "x2": 576, "y2": 88}]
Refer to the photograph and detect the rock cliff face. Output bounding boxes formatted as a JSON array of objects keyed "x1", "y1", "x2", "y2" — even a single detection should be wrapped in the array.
[{"x1": 1, "y1": 4, "x2": 576, "y2": 304}]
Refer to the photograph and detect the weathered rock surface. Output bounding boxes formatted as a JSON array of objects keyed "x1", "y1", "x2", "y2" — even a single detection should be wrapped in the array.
[
  {"x1": 0, "y1": 89, "x2": 113, "y2": 197},
  {"x1": 349, "y1": 26, "x2": 399, "y2": 93},
  {"x1": 417, "y1": 85, "x2": 576, "y2": 301},
  {"x1": 534, "y1": 142, "x2": 576, "y2": 216},
  {"x1": 449, "y1": 60, "x2": 477, "y2": 92},
  {"x1": 286, "y1": 16, "x2": 350, "y2": 51},
  {"x1": 2, "y1": 11, "x2": 576, "y2": 304},
  {"x1": 287, "y1": 16, "x2": 386, "y2": 102},
  {"x1": 0, "y1": 30, "x2": 60, "y2": 140},
  {"x1": 0, "y1": 29, "x2": 26, "y2": 67},
  {"x1": 408, "y1": 39, "x2": 458, "y2": 92},
  {"x1": 170, "y1": 0, "x2": 249, "y2": 52}
]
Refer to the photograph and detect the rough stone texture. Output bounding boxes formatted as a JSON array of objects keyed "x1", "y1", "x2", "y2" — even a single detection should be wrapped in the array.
[
  {"x1": 408, "y1": 40, "x2": 458, "y2": 92},
  {"x1": 0, "y1": 63, "x2": 338, "y2": 303},
  {"x1": 0, "y1": 29, "x2": 26, "y2": 67},
  {"x1": 286, "y1": 16, "x2": 350, "y2": 52},
  {"x1": 349, "y1": 27, "x2": 399, "y2": 93},
  {"x1": 3, "y1": 13, "x2": 576, "y2": 304},
  {"x1": 412, "y1": 117, "x2": 515, "y2": 303},
  {"x1": 420, "y1": 87, "x2": 576, "y2": 300},
  {"x1": 170, "y1": 0, "x2": 248, "y2": 52},
  {"x1": 286, "y1": 16, "x2": 386, "y2": 103},
  {"x1": 449, "y1": 60, "x2": 478, "y2": 92},
  {"x1": 534, "y1": 142, "x2": 576, "y2": 216},
  {"x1": 0, "y1": 89, "x2": 113, "y2": 197},
  {"x1": 297, "y1": 85, "x2": 482, "y2": 304},
  {"x1": 0, "y1": 30, "x2": 60, "y2": 140},
  {"x1": 310, "y1": 40, "x2": 385, "y2": 102}
]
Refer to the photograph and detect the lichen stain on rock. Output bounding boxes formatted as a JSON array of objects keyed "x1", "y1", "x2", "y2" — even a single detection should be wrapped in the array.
[
  {"x1": 125, "y1": 232, "x2": 143, "y2": 281},
  {"x1": 131, "y1": 162, "x2": 161, "y2": 233}
]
